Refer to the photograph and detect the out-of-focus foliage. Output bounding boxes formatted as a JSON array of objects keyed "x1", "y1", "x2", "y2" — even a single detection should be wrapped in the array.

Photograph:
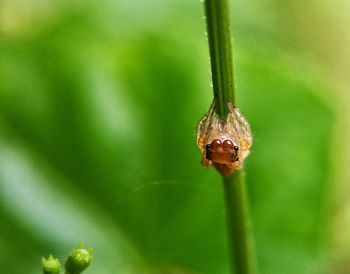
[
  {"x1": 0, "y1": 0, "x2": 348, "y2": 273},
  {"x1": 65, "y1": 244, "x2": 93, "y2": 274},
  {"x1": 42, "y1": 255, "x2": 60, "y2": 274}
]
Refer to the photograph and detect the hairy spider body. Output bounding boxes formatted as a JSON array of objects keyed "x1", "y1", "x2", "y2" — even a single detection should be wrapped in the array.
[{"x1": 196, "y1": 100, "x2": 252, "y2": 176}]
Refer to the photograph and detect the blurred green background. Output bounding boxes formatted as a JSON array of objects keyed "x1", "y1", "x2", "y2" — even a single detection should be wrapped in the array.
[{"x1": 1, "y1": 0, "x2": 350, "y2": 273}]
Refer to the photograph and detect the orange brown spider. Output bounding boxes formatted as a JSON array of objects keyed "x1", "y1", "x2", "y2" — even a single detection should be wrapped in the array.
[{"x1": 196, "y1": 99, "x2": 252, "y2": 176}]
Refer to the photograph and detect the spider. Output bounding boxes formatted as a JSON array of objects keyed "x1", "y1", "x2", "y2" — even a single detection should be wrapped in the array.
[{"x1": 196, "y1": 99, "x2": 253, "y2": 176}]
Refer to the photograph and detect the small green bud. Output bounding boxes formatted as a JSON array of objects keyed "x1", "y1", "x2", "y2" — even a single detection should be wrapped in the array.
[
  {"x1": 65, "y1": 244, "x2": 93, "y2": 274},
  {"x1": 42, "y1": 255, "x2": 61, "y2": 274}
]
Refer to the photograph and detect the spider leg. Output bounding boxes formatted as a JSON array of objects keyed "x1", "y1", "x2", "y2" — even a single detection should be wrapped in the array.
[
  {"x1": 196, "y1": 99, "x2": 217, "y2": 167},
  {"x1": 227, "y1": 102, "x2": 252, "y2": 150},
  {"x1": 196, "y1": 99, "x2": 216, "y2": 149},
  {"x1": 201, "y1": 157, "x2": 212, "y2": 167}
]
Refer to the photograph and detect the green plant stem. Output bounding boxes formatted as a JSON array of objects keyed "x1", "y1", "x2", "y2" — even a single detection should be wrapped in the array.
[
  {"x1": 204, "y1": 0, "x2": 257, "y2": 273},
  {"x1": 204, "y1": 0, "x2": 236, "y2": 117},
  {"x1": 223, "y1": 172, "x2": 256, "y2": 274}
]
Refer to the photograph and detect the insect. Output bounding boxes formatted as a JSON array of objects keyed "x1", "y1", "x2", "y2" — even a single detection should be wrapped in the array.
[{"x1": 196, "y1": 99, "x2": 253, "y2": 176}]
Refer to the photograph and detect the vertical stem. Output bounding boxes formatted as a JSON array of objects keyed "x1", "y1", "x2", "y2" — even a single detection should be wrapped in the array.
[
  {"x1": 204, "y1": 0, "x2": 236, "y2": 118},
  {"x1": 203, "y1": 0, "x2": 257, "y2": 273},
  {"x1": 223, "y1": 172, "x2": 256, "y2": 274}
]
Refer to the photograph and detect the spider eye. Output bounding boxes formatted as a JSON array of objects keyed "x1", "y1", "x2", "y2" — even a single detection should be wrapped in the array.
[
  {"x1": 223, "y1": 140, "x2": 234, "y2": 149},
  {"x1": 233, "y1": 146, "x2": 239, "y2": 151},
  {"x1": 205, "y1": 145, "x2": 211, "y2": 160},
  {"x1": 211, "y1": 139, "x2": 222, "y2": 148}
]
